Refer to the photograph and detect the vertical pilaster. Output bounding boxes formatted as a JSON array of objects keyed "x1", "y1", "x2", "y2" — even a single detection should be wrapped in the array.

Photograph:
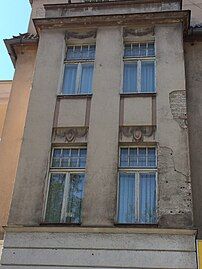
[
  {"x1": 8, "y1": 30, "x2": 64, "y2": 225},
  {"x1": 83, "y1": 27, "x2": 123, "y2": 226}
]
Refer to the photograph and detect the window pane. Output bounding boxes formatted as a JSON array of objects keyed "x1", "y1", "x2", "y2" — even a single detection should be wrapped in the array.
[
  {"x1": 66, "y1": 45, "x2": 95, "y2": 60},
  {"x1": 79, "y1": 149, "x2": 87, "y2": 168},
  {"x1": 140, "y1": 43, "x2": 147, "y2": 56},
  {"x1": 141, "y1": 61, "x2": 155, "y2": 93},
  {"x1": 131, "y1": 44, "x2": 140, "y2": 57},
  {"x1": 52, "y1": 149, "x2": 61, "y2": 167},
  {"x1": 120, "y1": 148, "x2": 129, "y2": 167},
  {"x1": 148, "y1": 43, "x2": 155, "y2": 56},
  {"x1": 148, "y1": 148, "x2": 156, "y2": 167},
  {"x1": 62, "y1": 64, "x2": 77, "y2": 94},
  {"x1": 89, "y1": 45, "x2": 96, "y2": 59},
  {"x1": 124, "y1": 44, "x2": 132, "y2": 57},
  {"x1": 118, "y1": 173, "x2": 136, "y2": 223},
  {"x1": 138, "y1": 148, "x2": 147, "y2": 167},
  {"x1": 80, "y1": 64, "x2": 93, "y2": 94},
  {"x1": 45, "y1": 174, "x2": 66, "y2": 223},
  {"x1": 139, "y1": 173, "x2": 156, "y2": 224},
  {"x1": 123, "y1": 63, "x2": 137, "y2": 93},
  {"x1": 129, "y1": 148, "x2": 138, "y2": 167},
  {"x1": 66, "y1": 174, "x2": 85, "y2": 223}
]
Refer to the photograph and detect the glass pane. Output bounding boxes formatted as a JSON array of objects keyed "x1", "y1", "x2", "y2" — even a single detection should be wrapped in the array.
[
  {"x1": 62, "y1": 64, "x2": 77, "y2": 94},
  {"x1": 141, "y1": 61, "x2": 155, "y2": 93},
  {"x1": 148, "y1": 43, "x2": 155, "y2": 56},
  {"x1": 45, "y1": 174, "x2": 65, "y2": 223},
  {"x1": 124, "y1": 44, "x2": 131, "y2": 57},
  {"x1": 118, "y1": 173, "x2": 136, "y2": 223},
  {"x1": 66, "y1": 174, "x2": 85, "y2": 223},
  {"x1": 66, "y1": 46, "x2": 74, "y2": 60},
  {"x1": 52, "y1": 158, "x2": 60, "y2": 168},
  {"x1": 89, "y1": 45, "x2": 96, "y2": 59},
  {"x1": 147, "y1": 148, "x2": 156, "y2": 167},
  {"x1": 63, "y1": 149, "x2": 70, "y2": 157},
  {"x1": 131, "y1": 44, "x2": 139, "y2": 57},
  {"x1": 129, "y1": 148, "x2": 138, "y2": 167},
  {"x1": 139, "y1": 173, "x2": 156, "y2": 224},
  {"x1": 79, "y1": 149, "x2": 87, "y2": 168},
  {"x1": 80, "y1": 64, "x2": 93, "y2": 94},
  {"x1": 120, "y1": 148, "x2": 129, "y2": 167},
  {"x1": 53, "y1": 149, "x2": 61, "y2": 157},
  {"x1": 70, "y1": 149, "x2": 79, "y2": 167},
  {"x1": 82, "y1": 45, "x2": 89, "y2": 59},
  {"x1": 123, "y1": 63, "x2": 137, "y2": 93},
  {"x1": 138, "y1": 148, "x2": 146, "y2": 167},
  {"x1": 140, "y1": 43, "x2": 147, "y2": 56}
]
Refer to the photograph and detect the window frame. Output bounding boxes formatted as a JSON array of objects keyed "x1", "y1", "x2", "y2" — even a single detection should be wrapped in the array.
[
  {"x1": 116, "y1": 146, "x2": 158, "y2": 225},
  {"x1": 43, "y1": 146, "x2": 87, "y2": 224},
  {"x1": 122, "y1": 41, "x2": 156, "y2": 94},
  {"x1": 60, "y1": 44, "x2": 96, "y2": 96}
]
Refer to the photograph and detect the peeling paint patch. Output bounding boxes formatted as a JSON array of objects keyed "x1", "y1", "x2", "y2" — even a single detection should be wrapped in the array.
[{"x1": 169, "y1": 90, "x2": 187, "y2": 129}]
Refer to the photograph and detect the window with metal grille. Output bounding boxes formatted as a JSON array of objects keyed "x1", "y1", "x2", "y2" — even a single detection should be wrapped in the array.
[
  {"x1": 118, "y1": 147, "x2": 157, "y2": 224},
  {"x1": 62, "y1": 45, "x2": 96, "y2": 95},
  {"x1": 123, "y1": 42, "x2": 156, "y2": 93},
  {"x1": 44, "y1": 147, "x2": 87, "y2": 224}
]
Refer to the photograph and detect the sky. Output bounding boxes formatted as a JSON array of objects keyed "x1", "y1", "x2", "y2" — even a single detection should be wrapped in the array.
[{"x1": 0, "y1": 1, "x2": 31, "y2": 80}]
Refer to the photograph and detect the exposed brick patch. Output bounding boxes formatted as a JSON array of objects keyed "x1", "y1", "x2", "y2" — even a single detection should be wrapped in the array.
[{"x1": 169, "y1": 90, "x2": 187, "y2": 129}]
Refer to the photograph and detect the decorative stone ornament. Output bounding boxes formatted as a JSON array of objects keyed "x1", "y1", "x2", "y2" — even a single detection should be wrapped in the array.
[
  {"x1": 119, "y1": 126, "x2": 156, "y2": 142},
  {"x1": 65, "y1": 31, "x2": 97, "y2": 41},
  {"x1": 52, "y1": 127, "x2": 88, "y2": 143}
]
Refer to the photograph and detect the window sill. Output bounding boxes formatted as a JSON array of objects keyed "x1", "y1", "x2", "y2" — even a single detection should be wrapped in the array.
[
  {"x1": 114, "y1": 223, "x2": 158, "y2": 228},
  {"x1": 120, "y1": 92, "x2": 156, "y2": 98},
  {"x1": 40, "y1": 223, "x2": 81, "y2": 227},
  {"x1": 57, "y1": 93, "x2": 92, "y2": 99}
]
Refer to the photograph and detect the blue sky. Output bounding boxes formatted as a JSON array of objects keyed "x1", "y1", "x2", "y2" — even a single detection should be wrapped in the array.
[{"x1": 0, "y1": 1, "x2": 31, "y2": 80}]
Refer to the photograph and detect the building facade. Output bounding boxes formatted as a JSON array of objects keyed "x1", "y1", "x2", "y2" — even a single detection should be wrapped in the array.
[{"x1": 0, "y1": 0, "x2": 202, "y2": 268}]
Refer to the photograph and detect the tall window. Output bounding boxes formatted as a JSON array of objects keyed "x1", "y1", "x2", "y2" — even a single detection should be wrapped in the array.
[
  {"x1": 123, "y1": 42, "x2": 155, "y2": 93},
  {"x1": 44, "y1": 147, "x2": 87, "y2": 224},
  {"x1": 62, "y1": 45, "x2": 96, "y2": 95},
  {"x1": 118, "y1": 147, "x2": 157, "y2": 224}
]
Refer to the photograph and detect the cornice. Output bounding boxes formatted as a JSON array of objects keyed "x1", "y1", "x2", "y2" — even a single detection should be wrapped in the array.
[{"x1": 33, "y1": 10, "x2": 190, "y2": 33}]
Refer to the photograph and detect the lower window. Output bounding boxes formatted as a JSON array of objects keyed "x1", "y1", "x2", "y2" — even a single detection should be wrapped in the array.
[
  {"x1": 44, "y1": 147, "x2": 86, "y2": 224},
  {"x1": 118, "y1": 172, "x2": 157, "y2": 224},
  {"x1": 117, "y1": 147, "x2": 157, "y2": 224}
]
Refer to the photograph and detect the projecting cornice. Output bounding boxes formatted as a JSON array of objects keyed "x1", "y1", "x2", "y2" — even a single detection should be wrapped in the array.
[{"x1": 33, "y1": 10, "x2": 190, "y2": 34}]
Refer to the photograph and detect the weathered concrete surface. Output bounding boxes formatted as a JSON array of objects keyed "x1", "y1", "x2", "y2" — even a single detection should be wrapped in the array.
[
  {"x1": 8, "y1": 30, "x2": 64, "y2": 226},
  {"x1": 82, "y1": 27, "x2": 122, "y2": 226},
  {"x1": 185, "y1": 41, "x2": 202, "y2": 237},
  {"x1": 0, "y1": 81, "x2": 11, "y2": 138},
  {"x1": 155, "y1": 24, "x2": 193, "y2": 228},
  {"x1": 0, "y1": 47, "x2": 36, "y2": 238},
  {"x1": 1, "y1": 230, "x2": 197, "y2": 268}
]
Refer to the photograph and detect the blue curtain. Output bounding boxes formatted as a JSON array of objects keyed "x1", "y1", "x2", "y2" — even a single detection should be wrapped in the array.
[
  {"x1": 123, "y1": 63, "x2": 137, "y2": 93},
  {"x1": 66, "y1": 174, "x2": 85, "y2": 224},
  {"x1": 118, "y1": 173, "x2": 135, "y2": 223},
  {"x1": 80, "y1": 64, "x2": 93, "y2": 94},
  {"x1": 45, "y1": 173, "x2": 66, "y2": 223},
  {"x1": 141, "y1": 61, "x2": 155, "y2": 93},
  {"x1": 62, "y1": 64, "x2": 77, "y2": 94},
  {"x1": 139, "y1": 173, "x2": 156, "y2": 224}
]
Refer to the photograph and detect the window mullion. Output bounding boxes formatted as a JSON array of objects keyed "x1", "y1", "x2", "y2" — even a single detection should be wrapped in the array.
[
  {"x1": 135, "y1": 172, "x2": 140, "y2": 223},
  {"x1": 60, "y1": 173, "x2": 70, "y2": 223},
  {"x1": 76, "y1": 63, "x2": 82, "y2": 94},
  {"x1": 137, "y1": 60, "x2": 141, "y2": 93}
]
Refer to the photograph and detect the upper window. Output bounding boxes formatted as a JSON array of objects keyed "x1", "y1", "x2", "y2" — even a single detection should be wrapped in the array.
[
  {"x1": 44, "y1": 147, "x2": 87, "y2": 224},
  {"x1": 62, "y1": 45, "x2": 96, "y2": 95},
  {"x1": 123, "y1": 42, "x2": 156, "y2": 94},
  {"x1": 118, "y1": 147, "x2": 157, "y2": 224}
]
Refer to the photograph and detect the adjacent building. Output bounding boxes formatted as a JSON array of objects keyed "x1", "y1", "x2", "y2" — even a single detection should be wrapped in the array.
[{"x1": 0, "y1": 0, "x2": 201, "y2": 268}]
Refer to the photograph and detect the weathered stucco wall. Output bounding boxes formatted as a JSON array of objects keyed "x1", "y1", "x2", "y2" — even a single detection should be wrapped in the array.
[
  {"x1": 0, "y1": 229, "x2": 197, "y2": 268},
  {"x1": 0, "y1": 47, "x2": 36, "y2": 238},
  {"x1": 185, "y1": 41, "x2": 202, "y2": 237},
  {"x1": 182, "y1": 0, "x2": 202, "y2": 25},
  {"x1": 82, "y1": 27, "x2": 122, "y2": 226},
  {"x1": 0, "y1": 81, "x2": 11, "y2": 138},
  {"x1": 156, "y1": 24, "x2": 192, "y2": 228},
  {"x1": 8, "y1": 30, "x2": 64, "y2": 226}
]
